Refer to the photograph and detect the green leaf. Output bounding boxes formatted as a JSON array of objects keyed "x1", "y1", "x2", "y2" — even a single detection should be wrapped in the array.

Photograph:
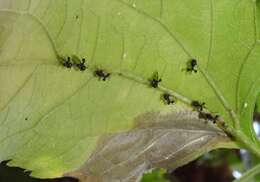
[
  {"x1": 256, "y1": 94, "x2": 260, "y2": 113},
  {"x1": 141, "y1": 169, "x2": 169, "y2": 182},
  {"x1": 0, "y1": 0, "x2": 259, "y2": 180}
]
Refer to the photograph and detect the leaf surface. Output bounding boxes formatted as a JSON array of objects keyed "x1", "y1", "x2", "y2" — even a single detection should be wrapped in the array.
[{"x1": 0, "y1": 0, "x2": 259, "y2": 181}]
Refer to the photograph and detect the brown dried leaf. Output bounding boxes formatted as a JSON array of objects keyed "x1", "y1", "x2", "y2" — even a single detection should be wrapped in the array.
[{"x1": 66, "y1": 111, "x2": 232, "y2": 182}]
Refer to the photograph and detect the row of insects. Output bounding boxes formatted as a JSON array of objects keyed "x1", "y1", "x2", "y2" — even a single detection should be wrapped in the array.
[
  {"x1": 148, "y1": 58, "x2": 219, "y2": 124},
  {"x1": 59, "y1": 56, "x2": 219, "y2": 124},
  {"x1": 148, "y1": 58, "x2": 197, "y2": 105},
  {"x1": 59, "y1": 55, "x2": 110, "y2": 81}
]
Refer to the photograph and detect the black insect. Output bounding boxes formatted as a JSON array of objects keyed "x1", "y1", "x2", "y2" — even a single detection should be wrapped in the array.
[
  {"x1": 162, "y1": 93, "x2": 175, "y2": 105},
  {"x1": 72, "y1": 55, "x2": 87, "y2": 71},
  {"x1": 198, "y1": 112, "x2": 219, "y2": 124},
  {"x1": 213, "y1": 114, "x2": 220, "y2": 124},
  {"x1": 94, "y1": 69, "x2": 111, "y2": 81},
  {"x1": 226, "y1": 132, "x2": 234, "y2": 140},
  {"x1": 60, "y1": 57, "x2": 73, "y2": 68},
  {"x1": 149, "y1": 72, "x2": 162, "y2": 88},
  {"x1": 191, "y1": 100, "x2": 206, "y2": 111},
  {"x1": 76, "y1": 58, "x2": 87, "y2": 71},
  {"x1": 186, "y1": 59, "x2": 198, "y2": 73}
]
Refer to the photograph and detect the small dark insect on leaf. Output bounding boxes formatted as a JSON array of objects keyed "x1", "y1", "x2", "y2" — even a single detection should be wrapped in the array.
[
  {"x1": 76, "y1": 58, "x2": 87, "y2": 71},
  {"x1": 94, "y1": 69, "x2": 111, "y2": 81},
  {"x1": 213, "y1": 114, "x2": 220, "y2": 124},
  {"x1": 149, "y1": 72, "x2": 162, "y2": 88},
  {"x1": 217, "y1": 118, "x2": 226, "y2": 128},
  {"x1": 191, "y1": 100, "x2": 206, "y2": 111},
  {"x1": 72, "y1": 55, "x2": 87, "y2": 71},
  {"x1": 162, "y1": 93, "x2": 175, "y2": 105},
  {"x1": 198, "y1": 112, "x2": 219, "y2": 124},
  {"x1": 25, "y1": 117, "x2": 28, "y2": 121},
  {"x1": 60, "y1": 56, "x2": 73, "y2": 68},
  {"x1": 186, "y1": 59, "x2": 198, "y2": 73}
]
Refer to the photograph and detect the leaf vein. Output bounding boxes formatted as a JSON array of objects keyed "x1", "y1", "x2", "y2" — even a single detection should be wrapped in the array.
[{"x1": 115, "y1": 0, "x2": 192, "y2": 58}]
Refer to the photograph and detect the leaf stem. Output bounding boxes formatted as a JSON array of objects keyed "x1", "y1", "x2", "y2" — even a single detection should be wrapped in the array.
[
  {"x1": 228, "y1": 128, "x2": 260, "y2": 157},
  {"x1": 233, "y1": 163, "x2": 260, "y2": 182}
]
